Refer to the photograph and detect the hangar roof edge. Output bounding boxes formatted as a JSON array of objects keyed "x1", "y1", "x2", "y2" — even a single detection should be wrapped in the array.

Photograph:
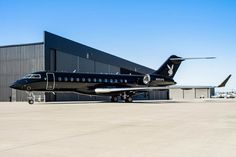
[{"x1": 0, "y1": 42, "x2": 44, "y2": 48}]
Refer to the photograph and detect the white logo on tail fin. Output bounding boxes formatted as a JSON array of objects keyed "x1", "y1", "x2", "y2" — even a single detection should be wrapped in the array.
[{"x1": 167, "y1": 64, "x2": 174, "y2": 76}]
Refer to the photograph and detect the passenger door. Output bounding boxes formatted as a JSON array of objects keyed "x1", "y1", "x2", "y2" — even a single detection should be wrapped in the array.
[{"x1": 46, "y1": 73, "x2": 55, "y2": 90}]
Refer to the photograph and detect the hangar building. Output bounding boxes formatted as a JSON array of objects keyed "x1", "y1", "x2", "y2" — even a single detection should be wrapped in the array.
[
  {"x1": 0, "y1": 31, "x2": 170, "y2": 102},
  {"x1": 0, "y1": 31, "x2": 214, "y2": 102},
  {"x1": 169, "y1": 88, "x2": 215, "y2": 100}
]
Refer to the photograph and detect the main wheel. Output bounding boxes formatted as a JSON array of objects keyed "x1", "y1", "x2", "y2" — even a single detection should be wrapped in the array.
[
  {"x1": 111, "y1": 96, "x2": 118, "y2": 102},
  {"x1": 125, "y1": 96, "x2": 133, "y2": 103},
  {"x1": 28, "y1": 99, "x2": 34, "y2": 105}
]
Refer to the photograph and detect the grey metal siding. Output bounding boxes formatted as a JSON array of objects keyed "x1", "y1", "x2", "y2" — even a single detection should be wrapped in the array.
[
  {"x1": 0, "y1": 43, "x2": 44, "y2": 101},
  {"x1": 44, "y1": 31, "x2": 154, "y2": 74},
  {"x1": 56, "y1": 51, "x2": 77, "y2": 72}
]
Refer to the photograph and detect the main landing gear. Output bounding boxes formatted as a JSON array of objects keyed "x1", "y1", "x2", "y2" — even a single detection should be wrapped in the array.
[
  {"x1": 111, "y1": 96, "x2": 119, "y2": 102},
  {"x1": 125, "y1": 96, "x2": 133, "y2": 103},
  {"x1": 110, "y1": 93, "x2": 133, "y2": 103}
]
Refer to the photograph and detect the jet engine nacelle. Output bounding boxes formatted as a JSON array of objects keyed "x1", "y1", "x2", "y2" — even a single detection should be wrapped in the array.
[
  {"x1": 143, "y1": 74, "x2": 151, "y2": 85},
  {"x1": 143, "y1": 74, "x2": 174, "y2": 86}
]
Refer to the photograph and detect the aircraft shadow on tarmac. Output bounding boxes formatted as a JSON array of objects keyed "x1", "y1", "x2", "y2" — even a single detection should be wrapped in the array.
[{"x1": 36, "y1": 100, "x2": 189, "y2": 105}]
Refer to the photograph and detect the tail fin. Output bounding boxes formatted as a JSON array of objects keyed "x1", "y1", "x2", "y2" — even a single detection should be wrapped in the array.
[
  {"x1": 152, "y1": 55, "x2": 183, "y2": 78},
  {"x1": 217, "y1": 74, "x2": 232, "y2": 87}
]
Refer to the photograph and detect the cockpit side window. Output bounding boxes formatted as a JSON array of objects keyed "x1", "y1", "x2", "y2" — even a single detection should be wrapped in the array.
[
  {"x1": 31, "y1": 74, "x2": 41, "y2": 79},
  {"x1": 23, "y1": 74, "x2": 31, "y2": 79},
  {"x1": 23, "y1": 74, "x2": 41, "y2": 79}
]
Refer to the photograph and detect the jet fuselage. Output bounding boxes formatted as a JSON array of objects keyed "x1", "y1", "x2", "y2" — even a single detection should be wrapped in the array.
[{"x1": 10, "y1": 71, "x2": 175, "y2": 96}]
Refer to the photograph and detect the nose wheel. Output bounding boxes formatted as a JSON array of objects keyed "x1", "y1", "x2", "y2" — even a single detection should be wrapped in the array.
[{"x1": 28, "y1": 99, "x2": 34, "y2": 104}]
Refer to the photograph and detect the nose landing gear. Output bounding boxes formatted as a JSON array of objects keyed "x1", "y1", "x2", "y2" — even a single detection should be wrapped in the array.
[{"x1": 27, "y1": 92, "x2": 35, "y2": 104}]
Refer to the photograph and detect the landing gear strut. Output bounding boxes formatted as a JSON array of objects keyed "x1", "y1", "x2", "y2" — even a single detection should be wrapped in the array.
[
  {"x1": 122, "y1": 92, "x2": 133, "y2": 103},
  {"x1": 110, "y1": 92, "x2": 134, "y2": 103},
  {"x1": 27, "y1": 92, "x2": 35, "y2": 105}
]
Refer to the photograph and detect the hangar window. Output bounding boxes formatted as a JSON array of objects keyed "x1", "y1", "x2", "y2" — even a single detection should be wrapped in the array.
[
  {"x1": 64, "y1": 77, "x2": 68, "y2": 82},
  {"x1": 93, "y1": 78, "x2": 97, "y2": 82},
  {"x1": 82, "y1": 78, "x2": 85, "y2": 82},
  {"x1": 99, "y1": 78, "x2": 102, "y2": 82},
  {"x1": 58, "y1": 77, "x2": 62, "y2": 81},
  {"x1": 76, "y1": 78, "x2": 80, "y2": 82},
  {"x1": 70, "y1": 78, "x2": 74, "y2": 82},
  {"x1": 88, "y1": 78, "x2": 91, "y2": 82}
]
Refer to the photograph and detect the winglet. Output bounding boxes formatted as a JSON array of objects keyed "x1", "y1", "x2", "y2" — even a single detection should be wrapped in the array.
[{"x1": 218, "y1": 74, "x2": 232, "y2": 87}]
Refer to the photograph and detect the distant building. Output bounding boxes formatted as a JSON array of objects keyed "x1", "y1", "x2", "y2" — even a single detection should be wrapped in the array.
[{"x1": 169, "y1": 88, "x2": 215, "y2": 100}]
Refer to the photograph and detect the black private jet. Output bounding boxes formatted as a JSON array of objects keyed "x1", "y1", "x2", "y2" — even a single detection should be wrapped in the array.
[{"x1": 10, "y1": 55, "x2": 231, "y2": 104}]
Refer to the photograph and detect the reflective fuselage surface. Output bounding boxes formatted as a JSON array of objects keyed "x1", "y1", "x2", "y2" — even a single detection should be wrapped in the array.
[{"x1": 10, "y1": 71, "x2": 175, "y2": 96}]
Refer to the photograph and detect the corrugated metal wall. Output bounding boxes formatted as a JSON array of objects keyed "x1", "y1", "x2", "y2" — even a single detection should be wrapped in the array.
[{"x1": 0, "y1": 43, "x2": 44, "y2": 101}]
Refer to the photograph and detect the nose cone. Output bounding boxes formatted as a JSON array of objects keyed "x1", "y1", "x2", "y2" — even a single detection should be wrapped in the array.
[{"x1": 10, "y1": 82, "x2": 21, "y2": 90}]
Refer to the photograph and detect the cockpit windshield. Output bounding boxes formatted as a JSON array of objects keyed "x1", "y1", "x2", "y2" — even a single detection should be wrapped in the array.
[{"x1": 23, "y1": 74, "x2": 41, "y2": 79}]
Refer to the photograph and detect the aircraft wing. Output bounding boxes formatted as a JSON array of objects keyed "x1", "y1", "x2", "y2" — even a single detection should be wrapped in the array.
[
  {"x1": 95, "y1": 74, "x2": 231, "y2": 94},
  {"x1": 95, "y1": 85, "x2": 212, "y2": 94}
]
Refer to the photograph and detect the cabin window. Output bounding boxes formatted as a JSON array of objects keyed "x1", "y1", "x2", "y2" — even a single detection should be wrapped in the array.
[
  {"x1": 99, "y1": 78, "x2": 102, "y2": 82},
  {"x1": 124, "y1": 79, "x2": 127, "y2": 83},
  {"x1": 104, "y1": 79, "x2": 108, "y2": 83},
  {"x1": 120, "y1": 79, "x2": 123, "y2": 83},
  {"x1": 93, "y1": 78, "x2": 97, "y2": 82},
  {"x1": 58, "y1": 77, "x2": 62, "y2": 81},
  {"x1": 110, "y1": 79, "x2": 113, "y2": 83},
  {"x1": 114, "y1": 79, "x2": 118, "y2": 83},
  {"x1": 70, "y1": 77, "x2": 74, "y2": 82},
  {"x1": 82, "y1": 78, "x2": 85, "y2": 82},
  {"x1": 88, "y1": 78, "x2": 91, "y2": 82},
  {"x1": 64, "y1": 77, "x2": 68, "y2": 82},
  {"x1": 76, "y1": 78, "x2": 80, "y2": 82}
]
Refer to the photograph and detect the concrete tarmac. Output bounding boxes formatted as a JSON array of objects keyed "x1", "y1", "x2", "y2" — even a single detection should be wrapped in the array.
[{"x1": 0, "y1": 100, "x2": 236, "y2": 157}]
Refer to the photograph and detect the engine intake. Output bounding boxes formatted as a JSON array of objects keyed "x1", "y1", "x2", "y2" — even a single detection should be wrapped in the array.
[{"x1": 143, "y1": 74, "x2": 151, "y2": 85}]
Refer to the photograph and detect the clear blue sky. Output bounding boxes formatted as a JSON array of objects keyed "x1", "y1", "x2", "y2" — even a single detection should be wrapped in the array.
[{"x1": 0, "y1": 0, "x2": 235, "y2": 91}]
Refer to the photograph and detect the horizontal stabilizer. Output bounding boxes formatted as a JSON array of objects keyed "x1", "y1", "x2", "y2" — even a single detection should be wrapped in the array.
[
  {"x1": 218, "y1": 74, "x2": 232, "y2": 88},
  {"x1": 170, "y1": 57, "x2": 216, "y2": 61}
]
